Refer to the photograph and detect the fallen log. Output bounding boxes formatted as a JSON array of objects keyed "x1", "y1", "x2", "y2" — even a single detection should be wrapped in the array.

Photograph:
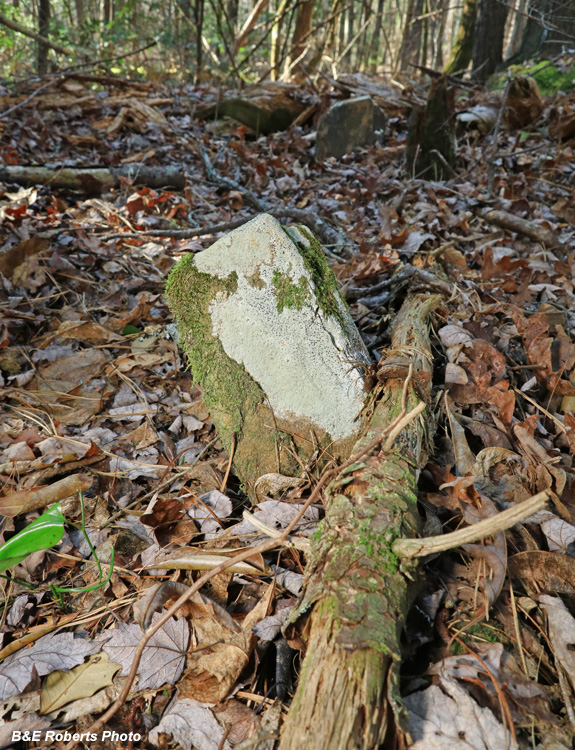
[
  {"x1": 280, "y1": 292, "x2": 439, "y2": 750},
  {"x1": 0, "y1": 164, "x2": 186, "y2": 192}
]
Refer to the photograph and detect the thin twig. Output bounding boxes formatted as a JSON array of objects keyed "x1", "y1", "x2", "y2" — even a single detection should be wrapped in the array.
[{"x1": 220, "y1": 433, "x2": 236, "y2": 494}]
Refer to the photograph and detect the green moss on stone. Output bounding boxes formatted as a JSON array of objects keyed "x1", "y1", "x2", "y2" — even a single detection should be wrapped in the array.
[
  {"x1": 247, "y1": 271, "x2": 265, "y2": 289},
  {"x1": 165, "y1": 253, "x2": 264, "y2": 438},
  {"x1": 272, "y1": 268, "x2": 311, "y2": 312},
  {"x1": 285, "y1": 225, "x2": 346, "y2": 326}
]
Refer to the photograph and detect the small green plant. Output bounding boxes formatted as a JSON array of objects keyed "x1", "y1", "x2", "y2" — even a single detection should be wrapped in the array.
[
  {"x1": 0, "y1": 504, "x2": 66, "y2": 574},
  {"x1": 0, "y1": 493, "x2": 114, "y2": 602}
]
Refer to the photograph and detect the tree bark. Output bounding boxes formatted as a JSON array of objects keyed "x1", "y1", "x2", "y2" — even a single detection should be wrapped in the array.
[
  {"x1": 399, "y1": 0, "x2": 424, "y2": 71},
  {"x1": 234, "y1": 0, "x2": 270, "y2": 52},
  {"x1": 406, "y1": 75, "x2": 456, "y2": 180},
  {"x1": 369, "y1": 0, "x2": 387, "y2": 72},
  {"x1": 37, "y1": 0, "x2": 51, "y2": 75},
  {"x1": 506, "y1": 0, "x2": 528, "y2": 59},
  {"x1": 280, "y1": 292, "x2": 440, "y2": 750},
  {"x1": 471, "y1": 0, "x2": 509, "y2": 82},
  {"x1": 285, "y1": 0, "x2": 315, "y2": 79},
  {"x1": 443, "y1": 0, "x2": 476, "y2": 74}
]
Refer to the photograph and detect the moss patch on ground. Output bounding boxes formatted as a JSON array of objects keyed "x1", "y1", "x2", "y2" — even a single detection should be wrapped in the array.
[{"x1": 489, "y1": 62, "x2": 575, "y2": 95}]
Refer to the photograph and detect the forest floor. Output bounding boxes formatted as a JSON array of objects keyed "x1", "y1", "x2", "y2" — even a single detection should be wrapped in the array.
[{"x1": 1, "y1": 70, "x2": 575, "y2": 750}]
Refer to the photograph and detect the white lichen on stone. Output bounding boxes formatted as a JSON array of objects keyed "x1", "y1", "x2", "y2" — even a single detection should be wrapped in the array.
[{"x1": 194, "y1": 214, "x2": 370, "y2": 440}]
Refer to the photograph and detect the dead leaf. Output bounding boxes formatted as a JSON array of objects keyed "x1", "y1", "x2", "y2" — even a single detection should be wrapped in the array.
[
  {"x1": 40, "y1": 652, "x2": 121, "y2": 713},
  {"x1": 0, "y1": 632, "x2": 99, "y2": 701},
  {"x1": 100, "y1": 615, "x2": 189, "y2": 690},
  {"x1": 179, "y1": 584, "x2": 274, "y2": 703},
  {"x1": 149, "y1": 697, "x2": 232, "y2": 750},
  {"x1": 539, "y1": 595, "x2": 575, "y2": 693},
  {"x1": 405, "y1": 674, "x2": 517, "y2": 749}
]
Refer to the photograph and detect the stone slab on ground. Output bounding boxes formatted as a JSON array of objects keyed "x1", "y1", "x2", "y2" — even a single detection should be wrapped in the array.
[{"x1": 315, "y1": 96, "x2": 387, "y2": 161}]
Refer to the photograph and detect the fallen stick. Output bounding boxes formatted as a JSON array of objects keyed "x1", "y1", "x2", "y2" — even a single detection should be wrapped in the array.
[
  {"x1": 481, "y1": 208, "x2": 559, "y2": 248},
  {"x1": 393, "y1": 490, "x2": 550, "y2": 559}
]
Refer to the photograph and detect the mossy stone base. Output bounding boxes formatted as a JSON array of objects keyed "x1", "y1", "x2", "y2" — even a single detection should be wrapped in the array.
[{"x1": 166, "y1": 214, "x2": 369, "y2": 497}]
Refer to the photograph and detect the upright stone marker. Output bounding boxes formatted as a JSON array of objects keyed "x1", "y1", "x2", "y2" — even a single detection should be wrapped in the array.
[
  {"x1": 166, "y1": 214, "x2": 370, "y2": 496},
  {"x1": 315, "y1": 96, "x2": 387, "y2": 161}
]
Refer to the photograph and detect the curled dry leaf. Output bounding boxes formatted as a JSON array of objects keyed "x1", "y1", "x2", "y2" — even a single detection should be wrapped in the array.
[
  {"x1": 178, "y1": 584, "x2": 274, "y2": 704},
  {"x1": 144, "y1": 547, "x2": 268, "y2": 575},
  {"x1": 254, "y1": 473, "x2": 305, "y2": 500}
]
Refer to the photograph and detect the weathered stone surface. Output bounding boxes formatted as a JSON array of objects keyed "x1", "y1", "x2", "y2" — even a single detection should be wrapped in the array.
[
  {"x1": 315, "y1": 96, "x2": 386, "y2": 161},
  {"x1": 166, "y1": 214, "x2": 370, "y2": 494}
]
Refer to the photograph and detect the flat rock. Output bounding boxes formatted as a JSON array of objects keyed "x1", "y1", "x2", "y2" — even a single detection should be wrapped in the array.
[{"x1": 315, "y1": 96, "x2": 386, "y2": 161}]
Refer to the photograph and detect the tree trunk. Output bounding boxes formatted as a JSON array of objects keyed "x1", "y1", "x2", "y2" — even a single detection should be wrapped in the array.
[
  {"x1": 195, "y1": 0, "x2": 205, "y2": 82},
  {"x1": 36, "y1": 0, "x2": 51, "y2": 75},
  {"x1": 74, "y1": 0, "x2": 84, "y2": 27},
  {"x1": 443, "y1": 0, "x2": 476, "y2": 74},
  {"x1": 399, "y1": 0, "x2": 424, "y2": 71},
  {"x1": 472, "y1": 0, "x2": 508, "y2": 82},
  {"x1": 369, "y1": 0, "x2": 387, "y2": 72},
  {"x1": 433, "y1": 0, "x2": 449, "y2": 68},
  {"x1": 406, "y1": 75, "x2": 456, "y2": 180},
  {"x1": 506, "y1": 0, "x2": 528, "y2": 59},
  {"x1": 508, "y1": 0, "x2": 575, "y2": 62},
  {"x1": 285, "y1": 0, "x2": 316, "y2": 79},
  {"x1": 234, "y1": 0, "x2": 270, "y2": 53},
  {"x1": 279, "y1": 292, "x2": 440, "y2": 750}
]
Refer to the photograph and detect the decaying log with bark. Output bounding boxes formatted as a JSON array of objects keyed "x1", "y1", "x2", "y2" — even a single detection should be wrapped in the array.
[
  {"x1": 280, "y1": 292, "x2": 441, "y2": 750},
  {"x1": 194, "y1": 82, "x2": 312, "y2": 135},
  {"x1": 0, "y1": 165, "x2": 186, "y2": 192}
]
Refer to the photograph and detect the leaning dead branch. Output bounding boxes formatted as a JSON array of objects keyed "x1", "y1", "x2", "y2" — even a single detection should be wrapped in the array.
[
  {"x1": 279, "y1": 293, "x2": 441, "y2": 750},
  {"x1": 393, "y1": 489, "x2": 550, "y2": 559}
]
